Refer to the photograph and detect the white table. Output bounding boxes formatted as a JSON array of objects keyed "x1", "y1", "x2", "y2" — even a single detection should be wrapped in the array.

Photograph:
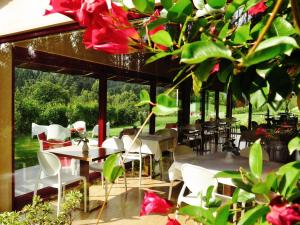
[
  {"x1": 168, "y1": 152, "x2": 282, "y2": 186},
  {"x1": 139, "y1": 134, "x2": 174, "y2": 161}
]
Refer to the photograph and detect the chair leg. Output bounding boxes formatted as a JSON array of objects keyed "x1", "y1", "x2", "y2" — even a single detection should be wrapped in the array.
[
  {"x1": 57, "y1": 185, "x2": 62, "y2": 216},
  {"x1": 83, "y1": 178, "x2": 87, "y2": 213},
  {"x1": 101, "y1": 172, "x2": 104, "y2": 189},
  {"x1": 131, "y1": 161, "x2": 134, "y2": 176},
  {"x1": 139, "y1": 159, "x2": 142, "y2": 187},
  {"x1": 149, "y1": 155, "x2": 153, "y2": 179},
  {"x1": 168, "y1": 181, "x2": 174, "y2": 200}
]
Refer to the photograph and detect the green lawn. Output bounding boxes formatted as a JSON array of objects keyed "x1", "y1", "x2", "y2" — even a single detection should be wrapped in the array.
[{"x1": 14, "y1": 112, "x2": 257, "y2": 170}]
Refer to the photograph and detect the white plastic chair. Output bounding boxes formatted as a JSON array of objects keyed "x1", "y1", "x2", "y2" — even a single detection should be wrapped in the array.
[
  {"x1": 89, "y1": 137, "x2": 127, "y2": 194},
  {"x1": 34, "y1": 151, "x2": 87, "y2": 216},
  {"x1": 32, "y1": 123, "x2": 48, "y2": 138},
  {"x1": 121, "y1": 135, "x2": 151, "y2": 186},
  {"x1": 168, "y1": 145, "x2": 193, "y2": 200},
  {"x1": 91, "y1": 122, "x2": 110, "y2": 138},
  {"x1": 177, "y1": 164, "x2": 230, "y2": 207},
  {"x1": 72, "y1": 121, "x2": 86, "y2": 132},
  {"x1": 47, "y1": 124, "x2": 71, "y2": 141}
]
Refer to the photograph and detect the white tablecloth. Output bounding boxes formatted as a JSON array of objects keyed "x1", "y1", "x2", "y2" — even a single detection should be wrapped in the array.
[
  {"x1": 140, "y1": 134, "x2": 174, "y2": 161},
  {"x1": 168, "y1": 152, "x2": 282, "y2": 186}
]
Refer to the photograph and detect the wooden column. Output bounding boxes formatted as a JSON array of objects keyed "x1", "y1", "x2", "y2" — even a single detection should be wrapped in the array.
[
  {"x1": 215, "y1": 91, "x2": 219, "y2": 119},
  {"x1": 177, "y1": 77, "x2": 191, "y2": 142},
  {"x1": 149, "y1": 80, "x2": 156, "y2": 134},
  {"x1": 226, "y1": 87, "x2": 233, "y2": 119},
  {"x1": 98, "y1": 76, "x2": 107, "y2": 147},
  {"x1": 201, "y1": 89, "x2": 206, "y2": 122},
  {"x1": 0, "y1": 47, "x2": 13, "y2": 211},
  {"x1": 248, "y1": 102, "x2": 252, "y2": 130}
]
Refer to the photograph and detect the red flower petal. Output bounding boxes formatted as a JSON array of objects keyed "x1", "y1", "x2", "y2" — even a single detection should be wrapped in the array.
[
  {"x1": 166, "y1": 217, "x2": 181, "y2": 225},
  {"x1": 140, "y1": 191, "x2": 173, "y2": 216},
  {"x1": 248, "y1": 1, "x2": 268, "y2": 16},
  {"x1": 210, "y1": 63, "x2": 220, "y2": 74}
]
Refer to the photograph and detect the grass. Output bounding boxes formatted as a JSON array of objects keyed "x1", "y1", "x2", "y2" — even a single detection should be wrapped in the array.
[{"x1": 14, "y1": 112, "x2": 261, "y2": 170}]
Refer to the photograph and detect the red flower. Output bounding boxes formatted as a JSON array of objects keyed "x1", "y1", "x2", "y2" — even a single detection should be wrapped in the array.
[
  {"x1": 210, "y1": 25, "x2": 217, "y2": 36},
  {"x1": 210, "y1": 63, "x2": 220, "y2": 74},
  {"x1": 255, "y1": 127, "x2": 267, "y2": 137},
  {"x1": 147, "y1": 10, "x2": 168, "y2": 51},
  {"x1": 166, "y1": 217, "x2": 181, "y2": 225},
  {"x1": 266, "y1": 196, "x2": 300, "y2": 225},
  {"x1": 248, "y1": 1, "x2": 268, "y2": 16},
  {"x1": 140, "y1": 191, "x2": 173, "y2": 216},
  {"x1": 45, "y1": 0, "x2": 140, "y2": 54}
]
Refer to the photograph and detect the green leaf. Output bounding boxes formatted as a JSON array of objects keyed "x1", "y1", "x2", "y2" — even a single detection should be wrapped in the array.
[
  {"x1": 244, "y1": 36, "x2": 299, "y2": 67},
  {"x1": 146, "y1": 49, "x2": 182, "y2": 64},
  {"x1": 238, "y1": 190, "x2": 255, "y2": 202},
  {"x1": 214, "y1": 204, "x2": 231, "y2": 225},
  {"x1": 181, "y1": 40, "x2": 234, "y2": 64},
  {"x1": 250, "y1": 88, "x2": 268, "y2": 109},
  {"x1": 192, "y1": 72, "x2": 202, "y2": 95},
  {"x1": 251, "y1": 183, "x2": 269, "y2": 194},
  {"x1": 277, "y1": 161, "x2": 300, "y2": 197},
  {"x1": 103, "y1": 154, "x2": 124, "y2": 183},
  {"x1": 161, "y1": 0, "x2": 173, "y2": 9},
  {"x1": 232, "y1": 188, "x2": 240, "y2": 203},
  {"x1": 205, "y1": 185, "x2": 214, "y2": 207},
  {"x1": 179, "y1": 205, "x2": 214, "y2": 224},
  {"x1": 136, "y1": 90, "x2": 151, "y2": 106},
  {"x1": 288, "y1": 136, "x2": 300, "y2": 155},
  {"x1": 151, "y1": 30, "x2": 173, "y2": 47},
  {"x1": 225, "y1": 0, "x2": 247, "y2": 20},
  {"x1": 270, "y1": 17, "x2": 296, "y2": 37},
  {"x1": 237, "y1": 205, "x2": 269, "y2": 225},
  {"x1": 232, "y1": 178, "x2": 253, "y2": 193},
  {"x1": 244, "y1": 0, "x2": 262, "y2": 11},
  {"x1": 233, "y1": 23, "x2": 252, "y2": 44},
  {"x1": 152, "y1": 93, "x2": 178, "y2": 115},
  {"x1": 218, "y1": 21, "x2": 230, "y2": 40},
  {"x1": 147, "y1": 18, "x2": 169, "y2": 32},
  {"x1": 249, "y1": 140, "x2": 263, "y2": 179},
  {"x1": 207, "y1": 0, "x2": 226, "y2": 9},
  {"x1": 214, "y1": 170, "x2": 242, "y2": 179},
  {"x1": 167, "y1": 0, "x2": 193, "y2": 23},
  {"x1": 132, "y1": 0, "x2": 155, "y2": 13},
  {"x1": 265, "y1": 172, "x2": 277, "y2": 191}
]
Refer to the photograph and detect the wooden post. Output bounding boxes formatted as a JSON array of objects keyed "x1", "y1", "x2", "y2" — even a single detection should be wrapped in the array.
[
  {"x1": 201, "y1": 89, "x2": 206, "y2": 122},
  {"x1": 98, "y1": 76, "x2": 107, "y2": 147},
  {"x1": 149, "y1": 80, "x2": 156, "y2": 134},
  {"x1": 248, "y1": 102, "x2": 252, "y2": 130},
  {"x1": 226, "y1": 87, "x2": 233, "y2": 138},
  {"x1": 215, "y1": 91, "x2": 219, "y2": 119}
]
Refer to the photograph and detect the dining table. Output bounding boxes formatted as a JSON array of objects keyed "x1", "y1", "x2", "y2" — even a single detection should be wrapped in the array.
[
  {"x1": 168, "y1": 151, "x2": 283, "y2": 196},
  {"x1": 49, "y1": 145, "x2": 121, "y2": 211}
]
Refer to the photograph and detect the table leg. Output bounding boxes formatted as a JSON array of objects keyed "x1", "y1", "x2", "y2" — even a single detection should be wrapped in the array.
[{"x1": 80, "y1": 160, "x2": 102, "y2": 211}]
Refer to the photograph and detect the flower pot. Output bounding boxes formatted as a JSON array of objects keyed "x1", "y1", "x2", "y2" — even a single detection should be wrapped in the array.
[{"x1": 82, "y1": 141, "x2": 89, "y2": 154}]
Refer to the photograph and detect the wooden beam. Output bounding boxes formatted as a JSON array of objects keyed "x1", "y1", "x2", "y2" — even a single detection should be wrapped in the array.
[
  {"x1": 98, "y1": 76, "x2": 107, "y2": 146},
  {"x1": 149, "y1": 80, "x2": 156, "y2": 134},
  {"x1": 226, "y1": 87, "x2": 233, "y2": 119}
]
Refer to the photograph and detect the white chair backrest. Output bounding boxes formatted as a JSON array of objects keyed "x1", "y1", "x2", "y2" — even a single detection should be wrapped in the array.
[
  {"x1": 47, "y1": 124, "x2": 71, "y2": 141},
  {"x1": 181, "y1": 164, "x2": 217, "y2": 195},
  {"x1": 92, "y1": 125, "x2": 98, "y2": 137},
  {"x1": 72, "y1": 121, "x2": 86, "y2": 132},
  {"x1": 174, "y1": 145, "x2": 193, "y2": 161},
  {"x1": 102, "y1": 137, "x2": 124, "y2": 150},
  {"x1": 240, "y1": 147, "x2": 270, "y2": 161},
  {"x1": 32, "y1": 123, "x2": 48, "y2": 137},
  {"x1": 37, "y1": 151, "x2": 61, "y2": 176},
  {"x1": 121, "y1": 135, "x2": 142, "y2": 153},
  {"x1": 106, "y1": 122, "x2": 110, "y2": 138}
]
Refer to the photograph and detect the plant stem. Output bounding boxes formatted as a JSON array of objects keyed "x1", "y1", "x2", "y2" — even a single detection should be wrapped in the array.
[
  {"x1": 121, "y1": 111, "x2": 154, "y2": 164},
  {"x1": 96, "y1": 183, "x2": 113, "y2": 225},
  {"x1": 247, "y1": 0, "x2": 284, "y2": 56},
  {"x1": 177, "y1": 16, "x2": 190, "y2": 48},
  {"x1": 166, "y1": 73, "x2": 192, "y2": 95}
]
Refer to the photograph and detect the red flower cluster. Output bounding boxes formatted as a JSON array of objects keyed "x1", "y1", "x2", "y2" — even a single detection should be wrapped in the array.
[
  {"x1": 140, "y1": 191, "x2": 173, "y2": 216},
  {"x1": 266, "y1": 196, "x2": 300, "y2": 225},
  {"x1": 45, "y1": 0, "x2": 140, "y2": 54},
  {"x1": 255, "y1": 127, "x2": 268, "y2": 137},
  {"x1": 166, "y1": 217, "x2": 181, "y2": 225},
  {"x1": 248, "y1": 0, "x2": 268, "y2": 16}
]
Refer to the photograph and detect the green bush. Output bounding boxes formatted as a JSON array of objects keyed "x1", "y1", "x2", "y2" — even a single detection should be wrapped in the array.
[{"x1": 41, "y1": 103, "x2": 69, "y2": 127}]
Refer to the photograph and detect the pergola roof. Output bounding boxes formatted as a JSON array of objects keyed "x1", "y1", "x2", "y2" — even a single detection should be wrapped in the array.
[{"x1": 0, "y1": 0, "x2": 75, "y2": 40}]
